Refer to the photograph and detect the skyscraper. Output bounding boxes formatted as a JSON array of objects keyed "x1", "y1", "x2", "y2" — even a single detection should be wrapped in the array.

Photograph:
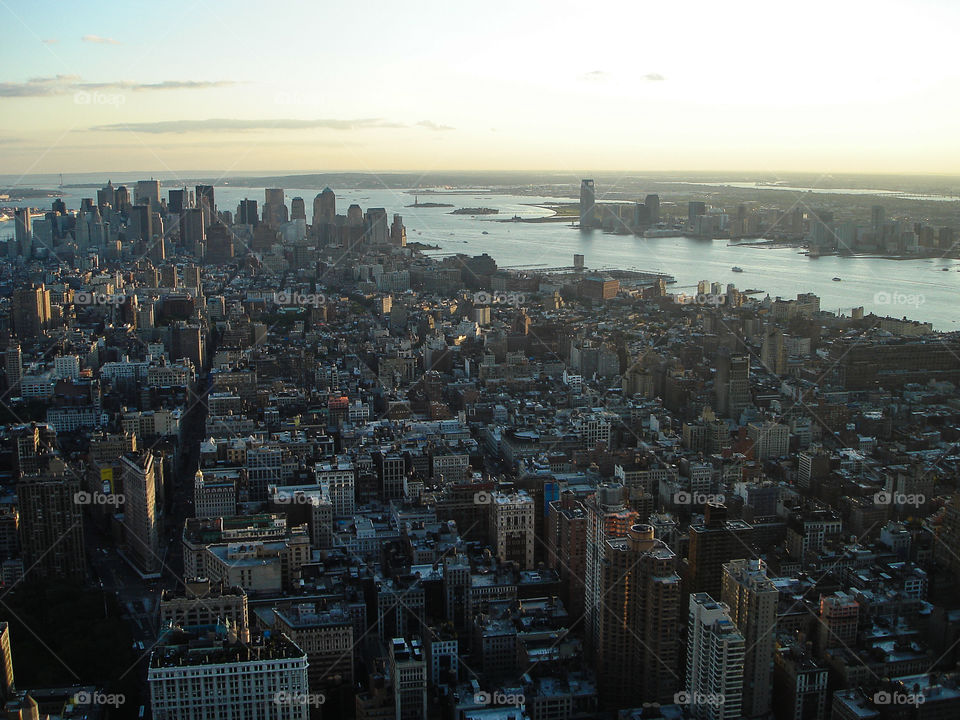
[
  {"x1": 489, "y1": 490, "x2": 535, "y2": 570},
  {"x1": 167, "y1": 188, "x2": 187, "y2": 215},
  {"x1": 263, "y1": 188, "x2": 288, "y2": 227},
  {"x1": 686, "y1": 593, "x2": 745, "y2": 720},
  {"x1": 584, "y1": 484, "x2": 637, "y2": 657},
  {"x1": 364, "y1": 208, "x2": 389, "y2": 245},
  {"x1": 721, "y1": 559, "x2": 777, "y2": 718},
  {"x1": 596, "y1": 523, "x2": 681, "y2": 706},
  {"x1": 715, "y1": 352, "x2": 751, "y2": 418},
  {"x1": 195, "y1": 184, "x2": 216, "y2": 221},
  {"x1": 646, "y1": 194, "x2": 661, "y2": 224},
  {"x1": 11, "y1": 284, "x2": 52, "y2": 338},
  {"x1": 290, "y1": 196, "x2": 306, "y2": 220},
  {"x1": 13, "y1": 208, "x2": 31, "y2": 257},
  {"x1": 97, "y1": 179, "x2": 116, "y2": 208},
  {"x1": 17, "y1": 458, "x2": 86, "y2": 582},
  {"x1": 121, "y1": 452, "x2": 161, "y2": 575},
  {"x1": 580, "y1": 179, "x2": 596, "y2": 228},
  {"x1": 135, "y1": 179, "x2": 161, "y2": 207},
  {"x1": 316, "y1": 187, "x2": 336, "y2": 224},
  {"x1": 0, "y1": 622, "x2": 14, "y2": 705},
  {"x1": 237, "y1": 199, "x2": 259, "y2": 226}
]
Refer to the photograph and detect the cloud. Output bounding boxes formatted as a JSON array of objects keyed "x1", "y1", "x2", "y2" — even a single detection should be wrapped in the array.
[
  {"x1": 579, "y1": 70, "x2": 610, "y2": 82},
  {"x1": 82, "y1": 34, "x2": 121, "y2": 45},
  {"x1": 0, "y1": 76, "x2": 237, "y2": 98},
  {"x1": 42, "y1": 38, "x2": 58, "y2": 45},
  {"x1": 415, "y1": 120, "x2": 454, "y2": 131},
  {"x1": 89, "y1": 118, "x2": 411, "y2": 133},
  {"x1": 642, "y1": 73, "x2": 666, "y2": 81}
]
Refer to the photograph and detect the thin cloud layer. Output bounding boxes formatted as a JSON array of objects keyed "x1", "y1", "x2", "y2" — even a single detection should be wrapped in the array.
[
  {"x1": 82, "y1": 34, "x2": 121, "y2": 45},
  {"x1": 0, "y1": 76, "x2": 237, "y2": 98},
  {"x1": 643, "y1": 72, "x2": 666, "y2": 81},
  {"x1": 90, "y1": 118, "x2": 449, "y2": 133}
]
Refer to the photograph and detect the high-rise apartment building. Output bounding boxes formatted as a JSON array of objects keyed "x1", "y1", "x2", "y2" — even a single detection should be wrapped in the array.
[
  {"x1": 597, "y1": 523, "x2": 681, "y2": 707},
  {"x1": 721, "y1": 559, "x2": 778, "y2": 718},
  {"x1": 686, "y1": 593, "x2": 745, "y2": 720}
]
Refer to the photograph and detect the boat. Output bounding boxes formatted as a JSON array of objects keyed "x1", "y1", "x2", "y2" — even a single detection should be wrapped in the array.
[
  {"x1": 943, "y1": 267, "x2": 950, "y2": 271},
  {"x1": 832, "y1": 277, "x2": 842, "y2": 282},
  {"x1": 731, "y1": 266, "x2": 743, "y2": 273},
  {"x1": 481, "y1": 231, "x2": 489, "y2": 235}
]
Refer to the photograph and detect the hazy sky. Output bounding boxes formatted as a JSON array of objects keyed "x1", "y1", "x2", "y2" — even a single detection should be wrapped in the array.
[{"x1": 2, "y1": 0, "x2": 958, "y2": 175}]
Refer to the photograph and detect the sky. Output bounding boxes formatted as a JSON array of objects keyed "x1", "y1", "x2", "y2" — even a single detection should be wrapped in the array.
[{"x1": 1, "y1": 0, "x2": 958, "y2": 176}]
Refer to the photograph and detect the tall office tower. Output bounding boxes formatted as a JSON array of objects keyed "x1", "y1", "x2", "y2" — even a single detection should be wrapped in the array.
[
  {"x1": 364, "y1": 207, "x2": 389, "y2": 245},
  {"x1": 171, "y1": 322, "x2": 206, "y2": 369},
  {"x1": 182, "y1": 207, "x2": 206, "y2": 249},
  {"x1": 721, "y1": 559, "x2": 777, "y2": 718},
  {"x1": 121, "y1": 452, "x2": 161, "y2": 575},
  {"x1": 205, "y1": 222, "x2": 235, "y2": 264},
  {"x1": 489, "y1": 490, "x2": 535, "y2": 570},
  {"x1": 686, "y1": 593, "x2": 745, "y2": 720},
  {"x1": 195, "y1": 184, "x2": 215, "y2": 219},
  {"x1": 686, "y1": 503, "x2": 753, "y2": 599},
  {"x1": 17, "y1": 459, "x2": 86, "y2": 582},
  {"x1": 714, "y1": 351, "x2": 751, "y2": 418},
  {"x1": 13, "y1": 208, "x2": 31, "y2": 257},
  {"x1": 135, "y1": 179, "x2": 161, "y2": 207},
  {"x1": 646, "y1": 194, "x2": 661, "y2": 224},
  {"x1": 290, "y1": 196, "x2": 306, "y2": 221},
  {"x1": 346, "y1": 204, "x2": 363, "y2": 226},
  {"x1": 597, "y1": 523, "x2": 681, "y2": 707},
  {"x1": 4, "y1": 344, "x2": 22, "y2": 394},
  {"x1": 584, "y1": 484, "x2": 638, "y2": 657},
  {"x1": 11, "y1": 284, "x2": 52, "y2": 338},
  {"x1": 115, "y1": 184, "x2": 131, "y2": 209},
  {"x1": 263, "y1": 188, "x2": 287, "y2": 227},
  {"x1": 149, "y1": 626, "x2": 309, "y2": 720},
  {"x1": 237, "y1": 199, "x2": 259, "y2": 226},
  {"x1": 97, "y1": 179, "x2": 116, "y2": 208},
  {"x1": 388, "y1": 637, "x2": 427, "y2": 720},
  {"x1": 167, "y1": 188, "x2": 187, "y2": 215},
  {"x1": 580, "y1": 179, "x2": 596, "y2": 228},
  {"x1": 128, "y1": 204, "x2": 153, "y2": 241},
  {"x1": 688, "y1": 201, "x2": 707, "y2": 225},
  {"x1": 870, "y1": 205, "x2": 885, "y2": 234},
  {"x1": 390, "y1": 214, "x2": 407, "y2": 246},
  {"x1": 316, "y1": 187, "x2": 336, "y2": 224},
  {"x1": 0, "y1": 622, "x2": 13, "y2": 705}
]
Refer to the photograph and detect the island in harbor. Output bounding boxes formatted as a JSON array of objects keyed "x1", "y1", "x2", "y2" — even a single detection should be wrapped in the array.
[
  {"x1": 450, "y1": 207, "x2": 498, "y2": 215},
  {"x1": 406, "y1": 201, "x2": 454, "y2": 208}
]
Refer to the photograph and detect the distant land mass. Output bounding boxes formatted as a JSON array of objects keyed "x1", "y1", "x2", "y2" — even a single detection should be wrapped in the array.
[
  {"x1": 406, "y1": 201, "x2": 454, "y2": 208},
  {"x1": 450, "y1": 207, "x2": 498, "y2": 215}
]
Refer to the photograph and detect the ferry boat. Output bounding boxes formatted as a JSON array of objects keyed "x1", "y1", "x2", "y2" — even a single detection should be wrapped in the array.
[
  {"x1": 731, "y1": 266, "x2": 743, "y2": 273},
  {"x1": 832, "y1": 277, "x2": 842, "y2": 282}
]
